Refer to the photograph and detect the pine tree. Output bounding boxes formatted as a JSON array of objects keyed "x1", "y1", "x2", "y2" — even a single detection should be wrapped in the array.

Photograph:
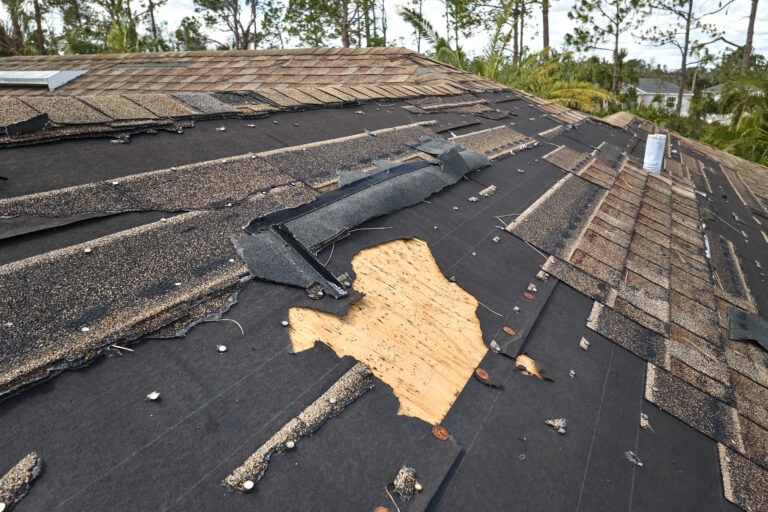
[{"x1": 565, "y1": 0, "x2": 648, "y2": 93}]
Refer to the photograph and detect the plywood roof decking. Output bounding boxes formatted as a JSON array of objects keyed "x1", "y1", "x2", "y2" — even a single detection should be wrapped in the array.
[{"x1": 289, "y1": 238, "x2": 487, "y2": 425}]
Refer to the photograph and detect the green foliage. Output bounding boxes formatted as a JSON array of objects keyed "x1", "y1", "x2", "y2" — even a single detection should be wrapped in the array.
[
  {"x1": 495, "y1": 50, "x2": 618, "y2": 113},
  {"x1": 174, "y1": 16, "x2": 208, "y2": 50},
  {"x1": 565, "y1": 0, "x2": 648, "y2": 92},
  {"x1": 398, "y1": 5, "x2": 465, "y2": 68},
  {"x1": 284, "y1": 0, "x2": 335, "y2": 46}
]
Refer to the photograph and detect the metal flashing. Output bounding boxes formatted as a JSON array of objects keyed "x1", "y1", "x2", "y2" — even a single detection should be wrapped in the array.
[{"x1": 0, "y1": 70, "x2": 87, "y2": 90}]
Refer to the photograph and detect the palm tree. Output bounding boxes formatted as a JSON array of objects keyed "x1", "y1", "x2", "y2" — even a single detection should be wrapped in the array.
[
  {"x1": 712, "y1": 70, "x2": 768, "y2": 165},
  {"x1": 397, "y1": 6, "x2": 464, "y2": 69},
  {"x1": 499, "y1": 51, "x2": 617, "y2": 113}
]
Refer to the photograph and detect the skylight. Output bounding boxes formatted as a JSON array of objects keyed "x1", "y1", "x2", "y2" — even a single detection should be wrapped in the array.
[{"x1": 0, "y1": 70, "x2": 88, "y2": 91}]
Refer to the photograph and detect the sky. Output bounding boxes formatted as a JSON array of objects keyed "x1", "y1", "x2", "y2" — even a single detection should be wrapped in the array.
[{"x1": 2, "y1": 0, "x2": 766, "y2": 70}]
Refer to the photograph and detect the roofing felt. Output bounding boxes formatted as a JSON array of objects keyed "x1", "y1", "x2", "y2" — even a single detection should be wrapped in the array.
[{"x1": 1, "y1": 48, "x2": 768, "y2": 512}]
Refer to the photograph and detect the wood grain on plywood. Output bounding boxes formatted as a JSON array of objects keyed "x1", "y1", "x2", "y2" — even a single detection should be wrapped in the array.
[{"x1": 289, "y1": 238, "x2": 487, "y2": 425}]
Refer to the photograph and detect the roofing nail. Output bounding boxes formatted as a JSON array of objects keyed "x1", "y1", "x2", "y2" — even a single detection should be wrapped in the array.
[
  {"x1": 217, "y1": 345, "x2": 227, "y2": 353},
  {"x1": 81, "y1": 326, "x2": 90, "y2": 332},
  {"x1": 243, "y1": 480, "x2": 255, "y2": 491},
  {"x1": 146, "y1": 391, "x2": 160, "y2": 401},
  {"x1": 624, "y1": 451, "x2": 644, "y2": 467},
  {"x1": 432, "y1": 425, "x2": 450, "y2": 440}
]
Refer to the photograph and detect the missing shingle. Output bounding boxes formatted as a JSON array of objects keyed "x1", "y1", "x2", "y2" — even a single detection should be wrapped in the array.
[{"x1": 288, "y1": 238, "x2": 487, "y2": 424}]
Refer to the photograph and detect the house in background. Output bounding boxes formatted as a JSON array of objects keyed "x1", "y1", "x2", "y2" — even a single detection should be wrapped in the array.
[
  {"x1": 702, "y1": 83, "x2": 763, "y2": 124},
  {"x1": 626, "y1": 78, "x2": 693, "y2": 115}
]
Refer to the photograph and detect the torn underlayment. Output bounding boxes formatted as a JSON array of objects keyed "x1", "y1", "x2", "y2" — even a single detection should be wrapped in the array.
[
  {"x1": 224, "y1": 362, "x2": 374, "y2": 491},
  {"x1": 0, "y1": 453, "x2": 42, "y2": 512},
  {"x1": 233, "y1": 136, "x2": 491, "y2": 297}
]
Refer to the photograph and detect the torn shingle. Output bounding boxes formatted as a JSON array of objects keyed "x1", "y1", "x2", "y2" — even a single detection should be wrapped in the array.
[
  {"x1": 542, "y1": 145, "x2": 592, "y2": 173},
  {"x1": 0, "y1": 453, "x2": 42, "y2": 511},
  {"x1": 728, "y1": 307, "x2": 768, "y2": 353},
  {"x1": 224, "y1": 362, "x2": 375, "y2": 491},
  {"x1": 719, "y1": 444, "x2": 768, "y2": 512},
  {"x1": 587, "y1": 302, "x2": 667, "y2": 366},
  {"x1": 645, "y1": 364, "x2": 744, "y2": 454},
  {"x1": 507, "y1": 174, "x2": 607, "y2": 258},
  {"x1": 20, "y1": 96, "x2": 112, "y2": 125}
]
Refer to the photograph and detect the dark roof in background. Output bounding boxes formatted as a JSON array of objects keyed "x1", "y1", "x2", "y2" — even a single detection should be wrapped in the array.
[
  {"x1": 634, "y1": 78, "x2": 693, "y2": 95},
  {"x1": 1, "y1": 48, "x2": 767, "y2": 512}
]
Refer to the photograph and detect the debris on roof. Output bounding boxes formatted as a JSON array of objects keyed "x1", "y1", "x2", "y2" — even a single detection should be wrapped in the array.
[
  {"x1": 0, "y1": 453, "x2": 42, "y2": 511},
  {"x1": 224, "y1": 362, "x2": 374, "y2": 491},
  {"x1": 2, "y1": 48, "x2": 768, "y2": 512}
]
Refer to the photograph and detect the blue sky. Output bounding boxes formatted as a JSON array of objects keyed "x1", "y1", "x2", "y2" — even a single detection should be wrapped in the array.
[{"x1": 2, "y1": 0, "x2": 765, "y2": 70}]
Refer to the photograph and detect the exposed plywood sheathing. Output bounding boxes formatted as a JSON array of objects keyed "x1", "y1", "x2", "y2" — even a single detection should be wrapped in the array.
[{"x1": 289, "y1": 238, "x2": 487, "y2": 425}]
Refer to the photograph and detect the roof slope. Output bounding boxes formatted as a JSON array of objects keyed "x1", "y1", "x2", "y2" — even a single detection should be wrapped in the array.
[
  {"x1": 0, "y1": 47, "x2": 498, "y2": 96},
  {"x1": 635, "y1": 77, "x2": 692, "y2": 95},
  {"x1": 0, "y1": 48, "x2": 767, "y2": 512}
]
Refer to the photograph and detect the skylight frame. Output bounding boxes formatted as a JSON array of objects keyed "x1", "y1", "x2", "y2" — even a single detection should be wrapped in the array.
[{"x1": 0, "y1": 70, "x2": 88, "y2": 91}]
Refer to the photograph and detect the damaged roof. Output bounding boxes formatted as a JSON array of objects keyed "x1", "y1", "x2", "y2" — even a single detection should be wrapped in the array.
[{"x1": 1, "y1": 47, "x2": 767, "y2": 512}]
